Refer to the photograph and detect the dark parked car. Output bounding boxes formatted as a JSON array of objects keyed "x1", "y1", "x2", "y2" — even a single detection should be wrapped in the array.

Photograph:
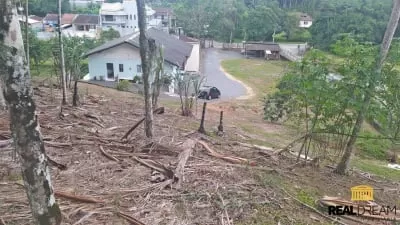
[{"x1": 198, "y1": 86, "x2": 221, "y2": 100}]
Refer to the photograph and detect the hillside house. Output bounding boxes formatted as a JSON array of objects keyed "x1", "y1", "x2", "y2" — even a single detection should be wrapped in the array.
[
  {"x1": 73, "y1": 14, "x2": 99, "y2": 31},
  {"x1": 99, "y1": 0, "x2": 161, "y2": 36},
  {"x1": 19, "y1": 15, "x2": 43, "y2": 31},
  {"x1": 85, "y1": 28, "x2": 194, "y2": 83},
  {"x1": 153, "y1": 8, "x2": 176, "y2": 33},
  {"x1": 299, "y1": 13, "x2": 312, "y2": 28},
  {"x1": 243, "y1": 42, "x2": 280, "y2": 60},
  {"x1": 43, "y1": 13, "x2": 77, "y2": 31}
]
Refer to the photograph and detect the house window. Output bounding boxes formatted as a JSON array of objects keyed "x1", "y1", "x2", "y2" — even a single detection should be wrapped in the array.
[
  {"x1": 122, "y1": 25, "x2": 125, "y2": 28},
  {"x1": 130, "y1": 15, "x2": 132, "y2": 20},
  {"x1": 119, "y1": 64, "x2": 124, "y2": 72},
  {"x1": 161, "y1": 15, "x2": 165, "y2": 20},
  {"x1": 304, "y1": 21, "x2": 308, "y2": 25},
  {"x1": 134, "y1": 15, "x2": 136, "y2": 20},
  {"x1": 104, "y1": 15, "x2": 113, "y2": 21},
  {"x1": 137, "y1": 65, "x2": 142, "y2": 73}
]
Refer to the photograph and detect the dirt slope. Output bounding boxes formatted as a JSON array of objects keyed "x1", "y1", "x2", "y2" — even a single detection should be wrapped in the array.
[{"x1": 0, "y1": 83, "x2": 399, "y2": 225}]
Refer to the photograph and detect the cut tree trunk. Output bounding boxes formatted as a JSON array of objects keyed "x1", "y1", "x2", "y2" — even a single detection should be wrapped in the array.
[
  {"x1": 137, "y1": 0, "x2": 156, "y2": 138},
  {"x1": 0, "y1": 3, "x2": 62, "y2": 224},
  {"x1": 58, "y1": 0, "x2": 67, "y2": 105},
  {"x1": 335, "y1": 0, "x2": 400, "y2": 175},
  {"x1": 198, "y1": 102, "x2": 207, "y2": 134}
]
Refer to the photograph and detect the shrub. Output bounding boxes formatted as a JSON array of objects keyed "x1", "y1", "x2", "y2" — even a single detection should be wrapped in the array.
[
  {"x1": 133, "y1": 75, "x2": 141, "y2": 84},
  {"x1": 115, "y1": 80, "x2": 131, "y2": 91}
]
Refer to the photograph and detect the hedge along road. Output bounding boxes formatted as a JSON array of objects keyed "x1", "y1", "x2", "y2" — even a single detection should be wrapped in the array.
[{"x1": 202, "y1": 48, "x2": 250, "y2": 100}]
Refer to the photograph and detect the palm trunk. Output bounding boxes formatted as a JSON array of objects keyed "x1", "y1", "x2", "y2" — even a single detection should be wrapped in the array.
[
  {"x1": 58, "y1": 0, "x2": 67, "y2": 105},
  {"x1": 137, "y1": 0, "x2": 155, "y2": 138},
  {"x1": 335, "y1": 0, "x2": 400, "y2": 175},
  {"x1": 0, "y1": 3, "x2": 61, "y2": 224}
]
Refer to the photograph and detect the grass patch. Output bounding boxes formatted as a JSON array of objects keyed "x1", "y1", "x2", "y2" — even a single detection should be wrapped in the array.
[
  {"x1": 355, "y1": 131, "x2": 391, "y2": 160},
  {"x1": 296, "y1": 189, "x2": 316, "y2": 207},
  {"x1": 221, "y1": 59, "x2": 288, "y2": 97},
  {"x1": 30, "y1": 60, "x2": 55, "y2": 77},
  {"x1": 352, "y1": 158, "x2": 400, "y2": 180}
]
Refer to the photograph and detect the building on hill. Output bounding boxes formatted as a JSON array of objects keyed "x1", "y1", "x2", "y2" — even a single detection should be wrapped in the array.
[
  {"x1": 299, "y1": 13, "x2": 313, "y2": 28},
  {"x1": 19, "y1": 15, "x2": 43, "y2": 31},
  {"x1": 99, "y1": 0, "x2": 162, "y2": 36},
  {"x1": 243, "y1": 42, "x2": 281, "y2": 60},
  {"x1": 153, "y1": 7, "x2": 176, "y2": 33},
  {"x1": 72, "y1": 14, "x2": 99, "y2": 31},
  {"x1": 85, "y1": 27, "x2": 194, "y2": 83}
]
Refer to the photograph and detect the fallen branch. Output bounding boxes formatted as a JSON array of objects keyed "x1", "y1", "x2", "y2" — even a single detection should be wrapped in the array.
[
  {"x1": 276, "y1": 134, "x2": 308, "y2": 155},
  {"x1": 132, "y1": 156, "x2": 174, "y2": 179},
  {"x1": 0, "y1": 139, "x2": 12, "y2": 148},
  {"x1": 47, "y1": 155, "x2": 67, "y2": 170},
  {"x1": 197, "y1": 140, "x2": 256, "y2": 166},
  {"x1": 121, "y1": 107, "x2": 165, "y2": 140},
  {"x1": 84, "y1": 113, "x2": 104, "y2": 123},
  {"x1": 88, "y1": 119, "x2": 105, "y2": 128},
  {"x1": 232, "y1": 142, "x2": 275, "y2": 152},
  {"x1": 174, "y1": 139, "x2": 196, "y2": 188},
  {"x1": 117, "y1": 212, "x2": 147, "y2": 225},
  {"x1": 99, "y1": 146, "x2": 119, "y2": 162},
  {"x1": 44, "y1": 141, "x2": 72, "y2": 148},
  {"x1": 55, "y1": 191, "x2": 104, "y2": 204}
]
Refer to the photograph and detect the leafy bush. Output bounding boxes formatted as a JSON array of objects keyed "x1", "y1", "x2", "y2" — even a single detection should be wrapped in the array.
[
  {"x1": 356, "y1": 131, "x2": 391, "y2": 160},
  {"x1": 263, "y1": 92, "x2": 292, "y2": 122},
  {"x1": 133, "y1": 75, "x2": 141, "y2": 84},
  {"x1": 115, "y1": 80, "x2": 131, "y2": 91}
]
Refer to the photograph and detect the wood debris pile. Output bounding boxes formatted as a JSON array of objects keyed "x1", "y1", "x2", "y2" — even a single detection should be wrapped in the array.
[{"x1": 0, "y1": 85, "x2": 285, "y2": 225}]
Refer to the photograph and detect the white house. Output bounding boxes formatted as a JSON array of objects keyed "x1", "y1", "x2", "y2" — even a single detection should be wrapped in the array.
[
  {"x1": 99, "y1": 0, "x2": 162, "y2": 36},
  {"x1": 299, "y1": 13, "x2": 313, "y2": 28},
  {"x1": 85, "y1": 27, "x2": 194, "y2": 82},
  {"x1": 18, "y1": 15, "x2": 43, "y2": 31}
]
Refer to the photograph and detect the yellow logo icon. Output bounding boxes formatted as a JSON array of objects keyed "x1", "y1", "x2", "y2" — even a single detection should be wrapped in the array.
[{"x1": 351, "y1": 185, "x2": 374, "y2": 201}]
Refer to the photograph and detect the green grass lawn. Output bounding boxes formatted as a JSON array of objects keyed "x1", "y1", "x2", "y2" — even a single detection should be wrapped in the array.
[
  {"x1": 351, "y1": 158, "x2": 400, "y2": 181},
  {"x1": 30, "y1": 60, "x2": 55, "y2": 77},
  {"x1": 221, "y1": 59, "x2": 288, "y2": 97}
]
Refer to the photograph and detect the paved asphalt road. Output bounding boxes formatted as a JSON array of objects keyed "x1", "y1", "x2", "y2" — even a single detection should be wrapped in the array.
[{"x1": 202, "y1": 48, "x2": 247, "y2": 100}]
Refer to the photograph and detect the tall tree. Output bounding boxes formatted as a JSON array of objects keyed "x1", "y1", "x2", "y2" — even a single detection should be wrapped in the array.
[
  {"x1": 335, "y1": 0, "x2": 400, "y2": 175},
  {"x1": 0, "y1": 0, "x2": 62, "y2": 224},
  {"x1": 58, "y1": 0, "x2": 67, "y2": 105},
  {"x1": 137, "y1": 0, "x2": 156, "y2": 138}
]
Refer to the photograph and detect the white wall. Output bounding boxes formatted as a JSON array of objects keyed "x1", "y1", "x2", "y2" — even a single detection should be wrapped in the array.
[
  {"x1": 88, "y1": 43, "x2": 142, "y2": 81},
  {"x1": 88, "y1": 43, "x2": 179, "y2": 81},
  {"x1": 299, "y1": 20, "x2": 312, "y2": 28}
]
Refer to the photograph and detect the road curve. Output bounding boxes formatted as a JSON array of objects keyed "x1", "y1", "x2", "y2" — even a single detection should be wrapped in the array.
[{"x1": 202, "y1": 48, "x2": 248, "y2": 100}]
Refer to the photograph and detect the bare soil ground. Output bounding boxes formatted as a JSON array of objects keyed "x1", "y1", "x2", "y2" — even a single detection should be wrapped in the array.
[{"x1": 1, "y1": 82, "x2": 399, "y2": 225}]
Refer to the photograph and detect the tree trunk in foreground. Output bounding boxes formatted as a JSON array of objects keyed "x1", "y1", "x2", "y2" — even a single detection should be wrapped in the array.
[
  {"x1": 58, "y1": 0, "x2": 67, "y2": 105},
  {"x1": 335, "y1": 0, "x2": 400, "y2": 175},
  {"x1": 72, "y1": 79, "x2": 78, "y2": 107},
  {"x1": 0, "y1": 1, "x2": 62, "y2": 224},
  {"x1": 137, "y1": 0, "x2": 156, "y2": 138},
  {"x1": 152, "y1": 47, "x2": 164, "y2": 109}
]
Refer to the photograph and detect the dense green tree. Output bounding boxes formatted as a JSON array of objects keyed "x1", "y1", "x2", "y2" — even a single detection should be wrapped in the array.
[{"x1": 29, "y1": 0, "x2": 70, "y2": 16}]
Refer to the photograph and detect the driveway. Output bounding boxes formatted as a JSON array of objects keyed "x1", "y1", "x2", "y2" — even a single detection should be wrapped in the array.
[{"x1": 202, "y1": 48, "x2": 247, "y2": 100}]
